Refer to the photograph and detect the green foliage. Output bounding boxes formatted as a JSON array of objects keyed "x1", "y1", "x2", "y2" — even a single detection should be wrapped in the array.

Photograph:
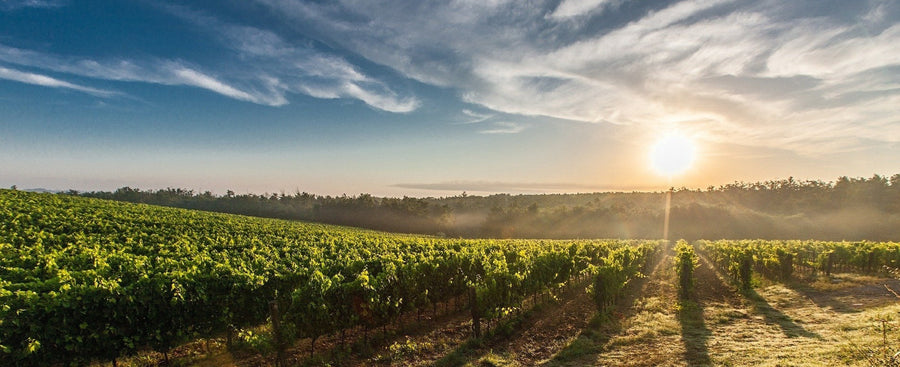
[
  {"x1": 776, "y1": 248, "x2": 793, "y2": 280},
  {"x1": 674, "y1": 240, "x2": 698, "y2": 299},
  {"x1": 0, "y1": 189, "x2": 661, "y2": 365},
  {"x1": 589, "y1": 242, "x2": 659, "y2": 311},
  {"x1": 380, "y1": 337, "x2": 433, "y2": 362},
  {"x1": 697, "y1": 239, "x2": 900, "y2": 290},
  {"x1": 232, "y1": 329, "x2": 275, "y2": 356}
]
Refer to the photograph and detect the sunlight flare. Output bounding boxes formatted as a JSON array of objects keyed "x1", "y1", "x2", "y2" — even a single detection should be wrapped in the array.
[{"x1": 650, "y1": 133, "x2": 696, "y2": 177}]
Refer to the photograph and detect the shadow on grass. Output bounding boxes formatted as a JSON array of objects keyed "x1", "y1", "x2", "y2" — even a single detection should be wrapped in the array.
[
  {"x1": 782, "y1": 280, "x2": 860, "y2": 314},
  {"x1": 433, "y1": 295, "x2": 568, "y2": 367},
  {"x1": 744, "y1": 288, "x2": 821, "y2": 339},
  {"x1": 434, "y1": 281, "x2": 591, "y2": 367},
  {"x1": 781, "y1": 276, "x2": 900, "y2": 314},
  {"x1": 540, "y1": 312, "x2": 616, "y2": 367},
  {"x1": 695, "y1": 251, "x2": 820, "y2": 339},
  {"x1": 434, "y1": 336, "x2": 485, "y2": 367},
  {"x1": 677, "y1": 300, "x2": 711, "y2": 366},
  {"x1": 543, "y1": 248, "x2": 670, "y2": 367}
]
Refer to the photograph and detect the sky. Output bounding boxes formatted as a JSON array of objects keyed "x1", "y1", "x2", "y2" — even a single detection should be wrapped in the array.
[{"x1": 1, "y1": 0, "x2": 898, "y2": 197}]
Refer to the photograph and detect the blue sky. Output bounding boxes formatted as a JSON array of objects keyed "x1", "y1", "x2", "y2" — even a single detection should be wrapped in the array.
[{"x1": 1, "y1": 0, "x2": 898, "y2": 197}]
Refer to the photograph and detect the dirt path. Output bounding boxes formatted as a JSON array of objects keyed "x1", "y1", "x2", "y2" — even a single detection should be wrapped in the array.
[
  {"x1": 535, "y1": 245, "x2": 678, "y2": 366},
  {"x1": 588, "y1": 244, "x2": 688, "y2": 366}
]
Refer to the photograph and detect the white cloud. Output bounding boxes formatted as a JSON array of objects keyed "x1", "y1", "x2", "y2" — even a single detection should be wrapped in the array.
[
  {"x1": 169, "y1": 65, "x2": 287, "y2": 106},
  {"x1": 480, "y1": 121, "x2": 525, "y2": 134},
  {"x1": 253, "y1": 0, "x2": 900, "y2": 153},
  {"x1": 0, "y1": 4, "x2": 420, "y2": 112},
  {"x1": 162, "y1": 4, "x2": 418, "y2": 112},
  {"x1": 550, "y1": 0, "x2": 617, "y2": 19},
  {"x1": 767, "y1": 24, "x2": 900, "y2": 79},
  {"x1": 0, "y1": 65, "x2": 116, "y2": 97},
  {"x1": 0, "y1": 0, "x2": 66, "y2": 10},
  {"x1": 7, "y1": 0, "x2": 896, "y2": 152},
  {"x1": 0, "y1": 44, "x2": 287, "y2": 105},
  {"x1": 341, "y1": 82, "x2": 419, "y2": 113},
  {"x1": 461, "y1": 109, "x2": 493, "y2": 124}
]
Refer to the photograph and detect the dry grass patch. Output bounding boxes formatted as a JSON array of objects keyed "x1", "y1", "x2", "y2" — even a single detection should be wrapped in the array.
[
  {"x1": 700, "y1": 279, "x2": 900, "y2": 366},
  {"x1": 607, "y1": 297, "x2": 680, "y2": 347},
  {"x1": 590, "y1": 251, "x2": 900, "y2": 367}
]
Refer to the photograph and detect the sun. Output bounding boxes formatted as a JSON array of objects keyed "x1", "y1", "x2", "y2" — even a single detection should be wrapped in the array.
[{"x1": 650, "y1": 133, "x2": 696, "y2": 177}]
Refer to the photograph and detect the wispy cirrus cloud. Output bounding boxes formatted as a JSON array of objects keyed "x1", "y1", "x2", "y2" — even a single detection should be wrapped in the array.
[
  {"x1": 4, "y1": 0, "x2": 897, "y2": 147},
  {"x1": 161, "y1": 4, "x2": 419, "y2": 112},
  {"x1": 0, "y1": 3, "x2": 419, "y2": 112},
  {"x1": 0, "y1": 43, "x2": 287, "y2": 105},
  {"x1": 460, "y1": 109, "x2": 493, "y2": 124},
  {"x1": 549, "y1": 0, "x2": 623, "y2": 19},
  {"x1": 254, "y1": 0, "x2": 900, "y2": 154},
  {"x1": 479, "y1": 121, "x2": 526, "y2": 135},
  {"x1": 0, "y1": 0, "x2": 67, "y2": 11},
  {"x1": 170, "y1": 65, "x2": 283, "y2": 106},
  {"x1": 0, "y1": 65, "x2": 116, "y2": 97}
]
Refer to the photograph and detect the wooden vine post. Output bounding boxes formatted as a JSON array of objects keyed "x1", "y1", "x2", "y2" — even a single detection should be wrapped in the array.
[
  {"x1": 470, "y1": 286, "x2": 480, "y2": 338},
  {"x1": 269, "y1": 301, "x2": 286, "y2": 367}
]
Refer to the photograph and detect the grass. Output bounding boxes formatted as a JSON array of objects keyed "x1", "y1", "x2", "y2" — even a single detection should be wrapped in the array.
[
  {"x1": 543, "y1": 248, "x2": 900, "y2": 367},
  {"x1": 608, "y1": 300, "x2": 680, "y2": 347},
  {"x1": 473, "y1": 350, "x2": 516, "y2": 367},
  {"x1": 543, "y1": 315, "x2": 611, "y2": 365},
  {"x1": 699, "y1": 281, "x2": 899, "y2": 366}
]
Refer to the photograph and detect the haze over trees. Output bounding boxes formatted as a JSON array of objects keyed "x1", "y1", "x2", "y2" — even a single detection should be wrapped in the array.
[{"x1": 74, "y1": 174, "x2": 900, "y2": 241}]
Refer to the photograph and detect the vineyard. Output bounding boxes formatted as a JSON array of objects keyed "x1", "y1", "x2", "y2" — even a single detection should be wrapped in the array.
[
  {"x1": 698, "y1": 239, "x2": 900, "y2": 289},
  {"x1": 0, "y1": 190, "x2": 657, "y2": 366},
  {"x1": 3, "y1": 189, "x2": 900, "y2": 366}
]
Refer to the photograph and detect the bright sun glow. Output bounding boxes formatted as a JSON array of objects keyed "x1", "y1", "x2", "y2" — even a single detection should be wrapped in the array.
[{"x1": 650, "y1": 133, "x2": 696, "y2": 177}]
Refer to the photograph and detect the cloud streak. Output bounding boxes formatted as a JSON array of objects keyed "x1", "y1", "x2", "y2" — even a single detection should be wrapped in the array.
[
  {"x1": 479, "y1": 121, "x2": 526, "y2": 134},
  {"x1": 0, "y1": 3, "x2": 420, "y2": 112},
  {"x1": 162, "y1": 4, "x2": 419, "y2": 112},
  {"x1": 0, "y1": 44, "x2": 287, "y2": 105},
  {"x1": 0, "y1": 65, "x2": 115, "y2": 97},
  {"x1": 170, "y1": 65, "x2": 281, "y2": 105},
  {"x1": 461, "y1": 109, "x2": 493, "y2": 124},
  {"x1": 0, "y1": 0, "x2": 66, "y2": 11},
  {"x1": 254, "y1": 0, "x2": 900, "y2": 153},
  {"x1": 549, "y1": 0, "x2": 621, "y2": 19}
]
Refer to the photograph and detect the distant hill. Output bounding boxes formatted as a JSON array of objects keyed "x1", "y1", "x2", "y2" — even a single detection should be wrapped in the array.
[{"x1": 72, "y1": 174, "x2": 900, "y2": 241}]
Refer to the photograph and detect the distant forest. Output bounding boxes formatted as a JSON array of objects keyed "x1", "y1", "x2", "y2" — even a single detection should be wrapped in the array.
[{"x1": 72, "y1": 174, "x2": 900, "y2": 241}]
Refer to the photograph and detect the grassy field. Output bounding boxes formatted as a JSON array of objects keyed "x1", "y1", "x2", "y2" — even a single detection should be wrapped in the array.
[{"x1": 124, "y1": 245, "x2": 900, "y2": 366}]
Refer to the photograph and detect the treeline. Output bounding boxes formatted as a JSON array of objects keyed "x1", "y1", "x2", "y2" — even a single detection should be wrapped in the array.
[
  {"x1": 72, "y1": 174, "x2": 900, "y2": 240},
  {"x1": 78, "y1": 188, "x2": 453, "y2": 235}
]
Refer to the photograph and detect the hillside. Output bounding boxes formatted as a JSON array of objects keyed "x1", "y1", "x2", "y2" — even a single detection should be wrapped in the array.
[
  {"x1": 77, "y1": 174, "x2": 900, "y2": 240},
  {"x1": 0, "y1": 189, "x2": 653, "y2": 366}
]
